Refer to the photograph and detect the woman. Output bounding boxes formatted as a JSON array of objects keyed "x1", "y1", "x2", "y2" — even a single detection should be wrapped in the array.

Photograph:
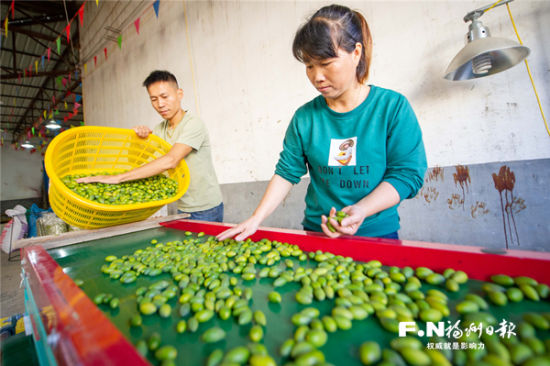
[{"x1": 218, "y1": 4, "x2": 426, "y2": 241}]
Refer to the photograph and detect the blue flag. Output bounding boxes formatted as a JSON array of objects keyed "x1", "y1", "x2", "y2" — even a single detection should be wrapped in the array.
[{"x1": 153, "y1": 0, "x2": 160, "y2": 18}]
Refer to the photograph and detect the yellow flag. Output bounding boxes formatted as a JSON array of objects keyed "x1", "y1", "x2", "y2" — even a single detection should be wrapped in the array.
[
  {"x1": 4, "y1": 17, "x2": 7, "y2": 37},
  {"x1": 84, "y1": 63, "x2": 87, "y2": 74},
  {"x1": 43, "y1": 110, "x2": 47, "y2": 119},
  {"x1": 95, "y1": 0, "x2": 98, "y2": 6},
  {"x1": 64, "y1": 101, "x2": 68, "y2": 110},
  {"x1": 35, "y1": 60, "x2": 38, "y2": 74}
]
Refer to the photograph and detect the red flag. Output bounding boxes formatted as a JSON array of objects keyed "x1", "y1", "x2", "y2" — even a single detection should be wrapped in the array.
[
  {"x1": 10, "y1": 0, "x2": 14, "y2": 18},
  {"x1": 52, "y1": 95, "x2": 56, "y2": 104},
  {"x1": 47, "y1": 47, "x2": 51, "y2": 61},
  {"x1": 134, "y1": 18, "x2": 140, "y2": 34},
  {"x1": 78, "y1": 4, "x2": 85, "y2": 26},
  {"x1": 104, "y1": 47, "x2": 107, "y2": 60},
  {"x1": 94, "y1": 55, "x2": 97, "y2": 66},
  {"x1": 65, "y1": 23, "x2": 71, "y2": 43},
  {"x1": 74, "y1": 102, "x2": 81, "y2": 110},
  {"x1": 62, "y1": 77, "x2": 67, "y2": 87}
]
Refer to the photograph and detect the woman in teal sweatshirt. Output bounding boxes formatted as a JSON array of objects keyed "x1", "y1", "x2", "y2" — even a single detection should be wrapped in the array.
[{"x1": 218, "y1": 4, "x2": 427, "y2": 241}]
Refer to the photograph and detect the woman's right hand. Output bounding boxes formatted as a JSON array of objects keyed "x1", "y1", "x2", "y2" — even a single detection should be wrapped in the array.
[
  {"x1": 216, "y1": 216, "x2": 262, "y2": 242},
  {"x1": 133, "y1": 125, "x2": 152, "y2": 138}
]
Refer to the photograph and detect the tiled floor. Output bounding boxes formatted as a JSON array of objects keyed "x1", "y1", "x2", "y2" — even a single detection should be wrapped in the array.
[{"x1": 0, "y1": 251, "x2": 25, "y2": 318}]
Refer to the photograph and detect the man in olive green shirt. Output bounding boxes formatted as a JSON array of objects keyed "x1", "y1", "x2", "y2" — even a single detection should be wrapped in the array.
[{"x1": 78, "y1": 70, "x2": 223, "y2": 221}]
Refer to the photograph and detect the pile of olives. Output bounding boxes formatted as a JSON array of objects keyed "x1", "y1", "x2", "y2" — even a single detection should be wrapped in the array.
[
  {"x1": 87, "y1": 232, "x2": 550, "y2": 366},
  {"x1": 62, "y1": 172, "x2": 178, "y2": 205}
]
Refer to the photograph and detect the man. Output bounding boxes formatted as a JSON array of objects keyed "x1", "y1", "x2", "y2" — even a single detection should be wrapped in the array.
[{"x1": 77, "y1": 70, "x2": 223, "y2": 222}]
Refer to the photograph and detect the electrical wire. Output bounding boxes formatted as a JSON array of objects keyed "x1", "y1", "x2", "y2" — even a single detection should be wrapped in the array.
[
  {"x1": 505, "y1": 3, "x2": 549, "y2": 137},
  {"x1": 483, "y1": 0, "x2": 505, "y2": 14},
  {"x1": 485, "y1": 0, "x2": 549, "y2": 137},
  {"x1": 62, "y1": 0, "x2": 79, "y2": 69}
]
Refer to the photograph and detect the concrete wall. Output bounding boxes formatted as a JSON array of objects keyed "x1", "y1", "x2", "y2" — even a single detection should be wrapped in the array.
[
  {"x1": 222, "y1": 158, "x2": 550, "y2": 252},
  {"x1": 79, "y1": 1, "x2": 550, "y2": 250},
  {"x1": 0, "y1": 146, "x2": 43, "y2": 202}
]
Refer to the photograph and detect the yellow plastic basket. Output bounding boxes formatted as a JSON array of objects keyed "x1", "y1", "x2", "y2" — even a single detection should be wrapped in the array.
[{"x1": 45, "y1": 126, "x2": 190, "y2": 229}]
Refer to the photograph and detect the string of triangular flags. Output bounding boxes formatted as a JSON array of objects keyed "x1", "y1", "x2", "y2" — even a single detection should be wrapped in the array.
[
  {"x1": 3, "y1": 0, "x2": 162, "y2": 153},
  {"x1": 82, "y1": 0, "x2": 160, "y2": 73}
]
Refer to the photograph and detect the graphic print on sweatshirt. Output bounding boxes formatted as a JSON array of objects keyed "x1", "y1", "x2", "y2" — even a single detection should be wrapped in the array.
[{"x1": 328, "y1": 137, "x2": 357, "y2": 167}]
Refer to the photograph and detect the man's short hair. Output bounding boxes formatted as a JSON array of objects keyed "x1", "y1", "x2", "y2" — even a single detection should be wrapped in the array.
[{"x1": 143, "y1": 70, "x2": 179, "y2": 88}]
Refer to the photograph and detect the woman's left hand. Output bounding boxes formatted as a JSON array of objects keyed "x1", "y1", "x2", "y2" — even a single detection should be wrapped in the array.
[{"x1": 320, "y1": 205, "x2": 366, "y2": 237}]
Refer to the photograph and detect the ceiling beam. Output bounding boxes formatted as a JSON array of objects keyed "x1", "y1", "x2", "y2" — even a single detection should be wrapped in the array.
[
  {"x1": 1, "y1": 94, "x2": 52, "y2": 102},
  {"x1": 14, "y1": 7, "x2": 67, "y2": 41},
  {"x1": 12, "y1": 43, "x2": 75, "y2": 140},
  {"x1": 8, "y1": 26, "x2": 69, "y2": 45},
  {"x1": 0, "y1": 46, "x2": 61, "y2": 61},
  {"x1": 1, "y1": 81, "x2": 60, "y2": 92},
  {"x1": 8, "y1": 14, "x2": 66, "y2": 27},
  {"x1": 1, "y1": 69, "x2": 76, "y2": 81},
  {"x1": 11, "y1": 32, "x2": 17, "y2": 72}
]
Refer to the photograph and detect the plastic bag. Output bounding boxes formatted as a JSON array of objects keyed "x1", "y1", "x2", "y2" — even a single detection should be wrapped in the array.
[
  {"x1": 37, "y1": 212, "x2": 68, "y2": 236},
  {"x1": 1, "y1": 205, "x2": 28, "y2": 253},
  {"x1": 28, "y1": 204, "x2": 52, "y2": 238}
]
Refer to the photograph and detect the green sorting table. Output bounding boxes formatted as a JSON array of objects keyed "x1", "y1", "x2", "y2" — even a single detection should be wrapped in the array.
[{"x1": 21, "y1": 219, "x2": 550, "y2": 365}]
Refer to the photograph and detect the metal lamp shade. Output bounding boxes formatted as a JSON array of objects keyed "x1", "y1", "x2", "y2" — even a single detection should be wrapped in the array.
[
  {"x1": 21, "y1": 140, "x2": 34, "y2": 149},
  {"x1": 445, "y1": 37, "x2": 530, "y2": 80},
  {"x1": 46, "y1": 120, "x2": 61, "y2": 130}
]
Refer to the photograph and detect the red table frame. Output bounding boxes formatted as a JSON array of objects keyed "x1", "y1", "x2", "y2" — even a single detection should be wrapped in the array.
[{"x1": 21, "y1": 219, "x2": 550, "y2": 365}]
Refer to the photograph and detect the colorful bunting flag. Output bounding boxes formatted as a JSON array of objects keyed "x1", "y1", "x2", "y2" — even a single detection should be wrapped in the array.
[
  {"x1": 117, "y1": 35, "x2": 122, "y2": 49},
  {"x1": 41, "y1": 55, "x2": 45, "y2": 69},
  {"x1": 43, "y1": 110, "x2": 47, "y2": 119},
  {"x1": 56, "y1": 76, "x2": 62, "y2": 87},
  {"x1": 47, "y1": 47, "x2": 51, "y2": 61},
  {"x1": 84, "y1": 63, "x2": 87, "y2": 74},
  {"x1": 55, "y1": 109, "x2": 59, "y2": 116},
  {"x1": 95, "y1": 0, "x2": 98, "y2": 6},
  {"x1": 65, "y1": 23, "x2": 71, "y2": 43},
  {"x1": 56, "y1": 37, "x2": 61, "y2": 54},
  {"x1": 4, "y1": 16, "x2": 8, "y2": 37},
  {"x1": 104, "y1": 47, "x2": 107, "y2": 60},
  {"x1": 62, "y1": 77, "x2": 67, "y2": 87},
  {"x1": 153, "y1": 0, "x2": 160, "y2": 18},
  {"x1": 34, "y1": 60, "x2": 38, "y2": 74},
  {"x1": 78, "y1": 4, "x2": 85, "y2": 26},
  {"x1": 94, "y1": 56, "x2": 97, "y2": 66},
  {"x1": 64, "y1": 101, "x2": 68, "y2": 110},
  {"x1": 74, "y1": 102, "x2": 81, "y2": 110},
  {"x1": 10, "y1": 0, "x2": 15, "y2": 19},
  {"x1": 52, "y1": 95, "x2": 56, "y2": 104},
  {"x1": 75, "y1": 94, "x2": 82, "y2": 103},
  {"x1": 134, "y1": 18, "x2": 140, "y2": 34}
]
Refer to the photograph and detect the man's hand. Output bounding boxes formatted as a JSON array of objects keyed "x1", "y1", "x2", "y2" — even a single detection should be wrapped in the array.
[
  {"x1": 216, "y1": 216, "x2": 262, "y2": 242},
  {"x1": 133, "y1": 125, "x2": 153, "y2": 139},
  {"x1": 76, "y1": 175, "x2": 122, "y2": 184}
]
